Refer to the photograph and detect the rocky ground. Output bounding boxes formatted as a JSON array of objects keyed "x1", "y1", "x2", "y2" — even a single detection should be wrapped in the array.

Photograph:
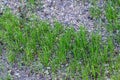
[
  {"x1": 0, "y1": 0, "x2": 104, "y2": 31},
  {"x1": 0, "y1": 0, "x2": 117, "y2": 80}
]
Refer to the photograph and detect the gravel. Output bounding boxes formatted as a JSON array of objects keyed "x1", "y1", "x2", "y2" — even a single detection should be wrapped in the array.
[
  {"x1": 0, "y1": 0, "x2": 99, "y2": 32},
  {"x1": 1, "y1": 0, "x2": 118, "y2": 80},
  {"x1": 38, "y1": 0, "x2": 95, "y2": 31},
  {"x1": 0, "y1": 43, "x2": 46, "y2": 80},
  {"x1": 0, "y1": 0, "x2": 100, "y2": 79}
]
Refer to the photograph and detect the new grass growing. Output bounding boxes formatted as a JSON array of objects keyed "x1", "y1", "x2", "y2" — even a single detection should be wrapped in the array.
[
  {"x1": 89, "y1": 0, "x2": 120, "y2": 44},
  {"x1": 0, "y1": 9, "x2": 119, "y2": 79},
  {"x1": 89, "y1": 0, "x2": 120, "y2": 79}
]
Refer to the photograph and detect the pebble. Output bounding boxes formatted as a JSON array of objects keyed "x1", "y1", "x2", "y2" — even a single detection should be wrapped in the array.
[
  {"x1": 15, "y1": 72, "x2": 20, "y2": 77},
  {"x1": 47, "y1": 67, "x2": 51, "y2": 70},
  {"x1": 104, "y1": 64, "x2": 109, "y2": 67},
  {"x1": 65, "y1": 64, "x2": 68, "y2": 67},
  {"x1": 44, "y1": 70, "x2": 49, "y2": 75}
]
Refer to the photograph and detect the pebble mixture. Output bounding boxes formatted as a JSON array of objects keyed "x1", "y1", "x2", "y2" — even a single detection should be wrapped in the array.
[
  {"x1": 0, "y1": 0, "x2": 99, "y2": 31},
  {"x1": 1, "y1": 0, "x2": 116, "y2": 80},
  {"x1": 38, "y1": 0, "x2": 95, "y2": 31}
]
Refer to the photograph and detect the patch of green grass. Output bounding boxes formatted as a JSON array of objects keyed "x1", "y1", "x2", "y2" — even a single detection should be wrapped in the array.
[
  {"x1": 89, "y1": 0, "x2": 120, "y2": 44},
  {"x1": 5, "y1": 74, "x2": 13, "y2": 80},
  {"x1": 89, "y1": 0, "x2": 120, "y2": 79},
  {"x1": 0, "y1": 8, "x2": 119, "y2": 79},
  {"x1": 89, "y1": 5, "x2": 102, "y2": 19},
  {"x1": 105, "y1": 1, "x2": 120, "y2": 31}
]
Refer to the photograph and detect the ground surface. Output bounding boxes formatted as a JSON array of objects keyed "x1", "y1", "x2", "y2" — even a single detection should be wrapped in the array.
[
  {"x1": 0, "y1": 0, "x2": 101, "y2": 31},
  {"x1": 0, "y1": 0, "x2": 119, "y2": 80},
  {"x1": 0, "y1": 0, "x2": 97, "y2": 80}
]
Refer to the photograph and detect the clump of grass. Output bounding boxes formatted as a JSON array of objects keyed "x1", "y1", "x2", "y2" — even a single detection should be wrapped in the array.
[
  {"x1": 89, "y1": 0, "x2": 120, "y2": 43},
  {"x1": 89, "y1": 0, "x2": 120, "y2": 79},
  {"x1": 0, "y1": 8, "x2": 119, "y2": 79}
]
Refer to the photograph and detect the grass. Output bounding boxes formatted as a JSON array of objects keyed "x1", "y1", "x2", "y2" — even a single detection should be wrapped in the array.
[
  {"x1": 89, "y1": 0, "x2": 120, "y2": 42},
  {"x1": 0, "y1": 0, "x2": 120, "y2": 79},
  {"x1": 89, "y1": 0, "x2": 120, "y2": 79}
]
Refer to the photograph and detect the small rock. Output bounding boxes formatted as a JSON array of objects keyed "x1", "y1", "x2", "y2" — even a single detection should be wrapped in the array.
[
  {"x1": 61, "y1": 65, "x2": 64, "y2": 68},
  {"x1": 15, "y1": 72, "x2": 20, "y2": 77},
  {"x1": 44, "y1": 70, "x2": 49, "y2": 75},
  {"x1": 47, "y1": 67, "x2": 51, "y2": 70},
  {"x1": 65, "y1": 64, "x2": 68, "y2": 67},
  {"x1": 104, "y1": 64, "x2": 109, "y2": 67},
  {"x1": 10, "y1": 70, "x2": 14, "y2": 75}
]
